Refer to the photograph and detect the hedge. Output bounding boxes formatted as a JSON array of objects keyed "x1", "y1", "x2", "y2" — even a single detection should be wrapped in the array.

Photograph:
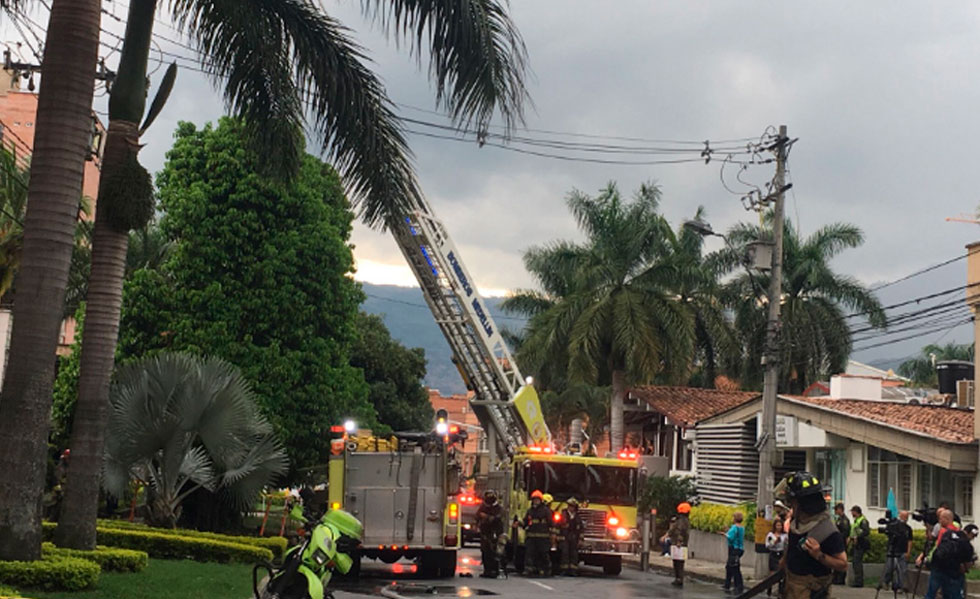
[
  {"x1": 856, "y1": 529, "x2": 927, "y2": 564},
  {"x1": 41, "y1": 543, "x2": 147, "y2": 573},
  {"x1": 0, "y1": 584, "x2": 25, "y2": 597},
  {"x1": 41, "y1": 523, "x2": 272, "y2": 564},
  {"x1": 689, "y1": 502, "x2": 757, "y2": 537},
  {"x1": 96, "y1": 520, "x2": 287, "y2": 559},
  {"x1": 0, "y1": 554, "x2": 99, "y2": 592}
]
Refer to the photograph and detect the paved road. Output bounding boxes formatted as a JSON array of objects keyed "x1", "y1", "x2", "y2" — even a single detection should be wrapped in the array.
[{"x1": 331, "y1": 547, "x2": 725, "y2": 599}]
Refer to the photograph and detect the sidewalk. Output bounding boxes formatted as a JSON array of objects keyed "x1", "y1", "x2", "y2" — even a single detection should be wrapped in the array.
[{"x1": 629, "y1": 552, "x2": 969, "y2": 599}]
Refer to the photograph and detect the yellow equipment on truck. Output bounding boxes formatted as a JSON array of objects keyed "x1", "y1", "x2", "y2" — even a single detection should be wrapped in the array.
[{"x1": 383, "y1": 196, "x2": 639, "y2": 575}]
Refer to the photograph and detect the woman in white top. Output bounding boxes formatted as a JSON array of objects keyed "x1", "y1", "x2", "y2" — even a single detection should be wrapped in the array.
[{"x1": 765, "y1": 518, "x2": 789, "y2": 596}]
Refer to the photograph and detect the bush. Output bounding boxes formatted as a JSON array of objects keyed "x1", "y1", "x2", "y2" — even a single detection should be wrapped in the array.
[
  {"x1": 41, "y1": 543, "x2": 148, "y2": 572},
  {"x1": 689, "y1": 502, "x2": 757, "y2": 537},
  {"x1": 41, "y1": 522, "x2": 272, "y2": 564},
  {"x1": 638, "y1": 475, "x2": 697, "y2": 531},
  {"x1": 0, "y1": 584, "x2": 22, "y2": 597},
  {"x1": 96, "y1": 520, "x2": 287, "y2": 559},
  {"x1": 0, "y1": 554, "x2": 99, "y2": 591}
]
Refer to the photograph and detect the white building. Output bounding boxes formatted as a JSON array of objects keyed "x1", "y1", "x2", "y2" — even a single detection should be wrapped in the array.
[{"x1": 696, "y1": 375, "x2": 978, "y2": 524}]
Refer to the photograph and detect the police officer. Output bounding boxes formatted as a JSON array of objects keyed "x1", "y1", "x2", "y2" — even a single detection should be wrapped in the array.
[
  {"x1": 476, "y1": 490, "x2": 504, "y2": 578},
  {"x1": 517, "y1": 490, "x2": 553, "y2": 576},
  {"x1": 558, "y1": 498, "x2": 585, "y2": 576},
  {"x1": 776, "y1": 472, "x2": 848, "y2": 599},
  {"x1": 831, "y1": 503, "x2": 850, "y2": 585}
]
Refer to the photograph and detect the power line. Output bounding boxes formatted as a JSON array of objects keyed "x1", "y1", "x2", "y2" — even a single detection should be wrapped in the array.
[
  {"x1": 870, "y1": 254, "x2": 967, "y2": 291},
  {"x1": 364, "y1": 292, "x2": 528, "y2": 323}
]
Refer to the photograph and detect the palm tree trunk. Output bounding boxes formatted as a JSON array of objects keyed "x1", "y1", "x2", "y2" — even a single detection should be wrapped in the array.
[
  {"x1": 55, "y1": 0, "x2": 156, "y2": 550},
  {"x1": 610, "y1": 369, "x2": 626, "y2": 453},
  {"x1": 0, "y1": 0, "x2": 101, "y2": 561}
]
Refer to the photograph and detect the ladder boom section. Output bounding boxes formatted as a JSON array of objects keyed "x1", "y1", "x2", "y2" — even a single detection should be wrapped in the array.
[{"x1": 389, "y1": 197, "x2": 550, "y2": 456}]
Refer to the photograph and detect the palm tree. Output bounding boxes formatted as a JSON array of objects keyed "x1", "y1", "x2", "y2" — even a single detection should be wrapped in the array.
[
  {"x1": 722, "y1": 216, "x2": 887, "y2": 393},
  {"x1": 56, "y1": 0, "x2": 528, "y2": 551},
  {"x1": 515, "y1": 182, "x2": 694, "y2": 452},
  {"x1": 539, "y1": 384, "x2": 610, "y2": 452},
  {"x1": 898, "y1": 343, "x2": 974, "y2": 387},
  {"x1": 103, "y1": 352, "x2": 288, "y2": 529},
  {"x1": 671, "y1": 208, "x2": 738, "y2": 388},
  {"x1": 0, "y1": 0, "x2": 111, "y2": 561}
]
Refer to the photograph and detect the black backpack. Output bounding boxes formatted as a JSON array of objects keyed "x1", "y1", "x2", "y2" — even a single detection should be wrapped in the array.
[{"x1": 931, "y1": 529, "x2": 972, "y2": 572}]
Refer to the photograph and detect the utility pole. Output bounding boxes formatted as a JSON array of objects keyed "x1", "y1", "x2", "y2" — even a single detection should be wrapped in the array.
[{"x1": 755, "y1": 124, "x2": 789, "y2": 579}]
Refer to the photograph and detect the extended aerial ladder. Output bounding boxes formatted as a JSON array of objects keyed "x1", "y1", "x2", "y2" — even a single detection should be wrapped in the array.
[{"x1": 389, "y1": 196, "x2": 550, "y2": 462}]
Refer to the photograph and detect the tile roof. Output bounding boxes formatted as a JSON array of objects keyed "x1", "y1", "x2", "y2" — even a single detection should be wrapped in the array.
[
  {"x1": 629, "y1": 386, "x2": 759, "y2": 428},
  {"x1": 782, "y1": 395, "x2": 976, "y2": 444}
]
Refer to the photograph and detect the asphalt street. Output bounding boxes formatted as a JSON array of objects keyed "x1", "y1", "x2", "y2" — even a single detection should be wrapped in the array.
[{"x1": 331, "y1": 547, "x2": 724, "y2": 599}]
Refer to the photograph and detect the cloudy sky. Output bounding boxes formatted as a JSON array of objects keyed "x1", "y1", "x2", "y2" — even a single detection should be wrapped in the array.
[{"x1": 11, "y1": 1, "x2": 980, "y2": 364}]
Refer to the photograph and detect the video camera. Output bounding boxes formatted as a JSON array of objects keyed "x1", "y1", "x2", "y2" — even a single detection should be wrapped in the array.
[
  {"x1": 911, "y1": 504, "x2": 939, "y2": 527},
  {"x1": 877, "y1": 515, "x2": 899, "y2": 535}
]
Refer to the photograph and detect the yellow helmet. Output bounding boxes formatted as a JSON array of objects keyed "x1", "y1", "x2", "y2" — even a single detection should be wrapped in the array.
[{"x1": 542, "y1": 493, "x2": 553, "y2": 504}]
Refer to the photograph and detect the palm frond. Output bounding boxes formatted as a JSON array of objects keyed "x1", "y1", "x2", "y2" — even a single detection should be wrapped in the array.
[
  {"x1": 361, "y1": 0, "x2": 529, "y2": 133},
  {"x1": 169, "y1": 0, "x2": 422, "y2": 225}
]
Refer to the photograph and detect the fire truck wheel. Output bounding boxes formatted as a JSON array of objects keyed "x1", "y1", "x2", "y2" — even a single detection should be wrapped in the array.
[{"x1": 601, "y1": 556, "x2": 622, "y2": 576}]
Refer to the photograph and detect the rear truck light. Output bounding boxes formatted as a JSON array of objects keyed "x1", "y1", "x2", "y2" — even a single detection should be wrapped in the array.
[
  {"x1": 390, "y1": 545, "x2": 398, "y2": 551},
  {"x1": 444, "y1": 535, "x2": 458, "y2": 546},
  {"x1": 449, "y1": 503, "x2": 458, "y2": 524}
]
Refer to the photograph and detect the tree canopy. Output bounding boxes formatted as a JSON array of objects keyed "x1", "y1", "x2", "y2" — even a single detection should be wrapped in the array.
[
  {"x1": 119, "y1": 119, "x2": 374, "y2": 473},
  {"x1": 350, "y1": 312, "x2": 433, "y2": 433}
]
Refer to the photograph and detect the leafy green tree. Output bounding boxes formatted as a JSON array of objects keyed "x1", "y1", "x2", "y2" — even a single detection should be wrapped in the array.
[
  {"x1": 722, "y1": 216, "x2": 887, "y2": 393},
  {"x1": 638, "y1": 475, "x2": 697, "y2": 532},
  {"x1": 350, "y1": 312, "x2": 432, "y2": 433},
  {"x1": 513, "y1": 182, "x2": 695, "y2": 452},
  {"x1": 103, "y1": 352, "x2": 288, "y2": 529},
  {"x1": 118, "y1": 118, "x2": 373, "y2": 477},
  {"x1": 50, "y1": 0, "x2": 528, "y2": 553},
  {"x1": 898, "y1": 343, "x2": 974, "y2": 387}
]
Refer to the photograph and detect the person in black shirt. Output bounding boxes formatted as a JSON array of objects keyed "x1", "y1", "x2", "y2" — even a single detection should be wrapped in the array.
[
  {"x1": 775, "y1": 472, "x2": 848, "y2": 599},
  {"x1": 880, "y1": 510, "x2": 913, "y2": 593},
  {"x1": 832, "y1": 503, "x2": 850, "y2": 585}
]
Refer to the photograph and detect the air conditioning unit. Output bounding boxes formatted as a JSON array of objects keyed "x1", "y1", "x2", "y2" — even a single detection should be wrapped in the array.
[{"x1": 956, "y1": 379, "x2": 975, "y2": 408}]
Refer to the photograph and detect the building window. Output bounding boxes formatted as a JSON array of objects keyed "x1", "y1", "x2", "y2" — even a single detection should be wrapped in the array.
[
  {"x1": 867, "y1": 448, "x2": 912, "y2": 509},
  {"x1": 958, "y1": 477, "x2": 973, "y2": 518},
  {"x1": 675, "y1": 430, "x2": 693, "y2": 471},
  {"x1": 917, "y1": 464, "x2": 967, "y2": 516}
]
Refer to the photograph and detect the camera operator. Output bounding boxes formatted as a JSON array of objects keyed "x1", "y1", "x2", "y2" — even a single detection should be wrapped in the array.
[
  {"x1": 917, "y1": 508, "x2": 973, "y2": 599},
  {"x1": 774, "y1": 472, "x2": 848, "y2": 599},
  {"x1": 878, "y1": 510, "x2": 913, "y2": 593}
]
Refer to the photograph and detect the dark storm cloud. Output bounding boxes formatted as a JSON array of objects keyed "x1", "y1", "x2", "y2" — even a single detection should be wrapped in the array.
[{"x1": 92, "y1": 1, "x2": 980, "y2": 362}]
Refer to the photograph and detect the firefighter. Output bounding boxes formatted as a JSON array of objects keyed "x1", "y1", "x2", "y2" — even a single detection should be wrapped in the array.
[
  {"x1": 516, "y1": 489, "x2": 553, "y2": 576},
  {"x1": 776, "y1": 472, "x2": 848, "y2": 599},
  {"x1": 558, "y1": 497, "x2": 585, "y2": 576},
  {"x1": 477, "y1": 489, "x2": 504, "y2": 578}
]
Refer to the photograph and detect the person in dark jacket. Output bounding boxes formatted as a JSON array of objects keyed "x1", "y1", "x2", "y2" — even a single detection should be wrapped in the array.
[
  {"x1": 558, "y1": 498, "x2": 584, "y2": 576},
  {"x1": 662, "y1": 502, "x2": 691, "y2": 587},
  {"x1": 776, "y1": 472, "x2": 848, "y2": 599},
  {"x1": 516, "y1": 490, "x2": 553, "y2": 576},
  {"x1": 832, "y1": 503, "x2": 850, "y2": 585},
  {"x1": 477, "y1": 490, "x2": 504, "y2": 578}
]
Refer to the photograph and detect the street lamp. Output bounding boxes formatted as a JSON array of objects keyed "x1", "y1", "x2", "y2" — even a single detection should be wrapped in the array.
[{"x1": 683, "y1": 125, "x2": 790, "y2": 580}]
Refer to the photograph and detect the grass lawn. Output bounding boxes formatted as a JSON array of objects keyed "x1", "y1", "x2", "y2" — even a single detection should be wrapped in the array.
[{"x1": 26, "y1": 559, "x2": 254, "y2": 599}]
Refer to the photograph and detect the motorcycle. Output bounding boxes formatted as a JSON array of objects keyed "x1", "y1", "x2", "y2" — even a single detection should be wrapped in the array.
[{"x1": 253, "y1": 504, "x2": 363, "y2": 599}]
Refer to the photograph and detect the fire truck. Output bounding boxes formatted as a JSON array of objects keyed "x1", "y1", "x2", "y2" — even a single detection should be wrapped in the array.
[
  {"x1": 382, "y1": 195, "x2": 641, "y2": 575},
  {"x1": 325, "y1": 425, "x2": 465, "y2": 577}
]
